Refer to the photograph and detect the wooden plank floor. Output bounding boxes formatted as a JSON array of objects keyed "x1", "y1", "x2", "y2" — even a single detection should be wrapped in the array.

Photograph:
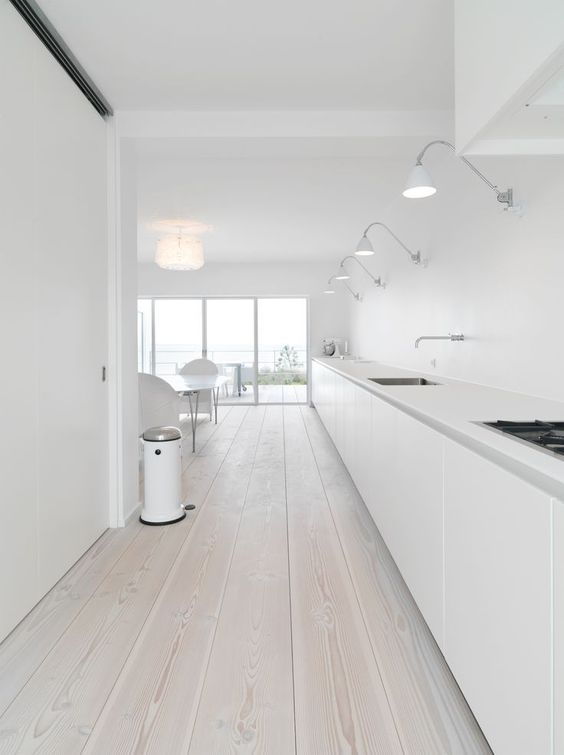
[{"x1": 0, "y1": 406, "x2": 492, "y2": 754}]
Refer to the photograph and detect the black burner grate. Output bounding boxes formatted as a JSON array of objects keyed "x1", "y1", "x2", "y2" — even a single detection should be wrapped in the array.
[{"x1": 482, "y1": 420, "x2": 564, "y2": 459}]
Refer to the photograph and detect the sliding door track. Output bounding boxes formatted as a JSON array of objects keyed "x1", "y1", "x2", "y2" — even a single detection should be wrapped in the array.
[{"x1": 9, "y1": 0, "x2": 113, "y2": 117}]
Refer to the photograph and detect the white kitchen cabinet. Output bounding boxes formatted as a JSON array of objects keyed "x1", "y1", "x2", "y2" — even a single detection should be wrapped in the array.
[
  {"x1": 363, "y1": 394, "x2": 398, "y2": 539},
  {"x1": 311, "y1": 361, "x2": 321, "y2": 407},
  {"x1": 312, "y1": 362, "x2": 445, "y2": 642},
  {"x1": 350, "y1": 383, "x2": 372, "y2": 503},
  {"x1": 371, "y1": 405, "x2": 445, "y2": 645},
  {"x1": 312, "y1": 360, "x2": 557, "y2": 752},
  {"x1": 333, "y1": 372, "x2": 345, "y2": 459},
  {"x1": 311, "y1": 362, "x2": 325, "y2": 424},
  {"x1": 444, "y1": 440, "x2": 552, "y2": 755},
  {"x1": 341, "y1": 376, "x2": 356, "y2": 471},
  {"x1": 554, "y1": 499, "x2": 564, "y2": 755}
]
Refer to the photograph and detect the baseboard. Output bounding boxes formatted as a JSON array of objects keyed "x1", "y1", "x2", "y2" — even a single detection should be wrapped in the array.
[{"x1": 121, "y1": 500, "x2": 142, "y2": 527}]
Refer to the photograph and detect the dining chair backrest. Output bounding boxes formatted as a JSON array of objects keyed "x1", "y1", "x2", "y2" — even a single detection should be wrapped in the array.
[
  {"x1": 138, "y1": 373, "x2": 180, "y2": 436},
  {"x1": 180, "y1": 358, "x2": 218, "y2": 377}
]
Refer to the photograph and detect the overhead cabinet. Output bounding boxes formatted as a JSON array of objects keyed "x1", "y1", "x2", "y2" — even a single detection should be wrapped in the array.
[
  {"x1": 455, "y1": 0, "x2": 564, "y2": 154},
  {"x1": 312, "y1": 359, "x2": 557, "y2": 755}
]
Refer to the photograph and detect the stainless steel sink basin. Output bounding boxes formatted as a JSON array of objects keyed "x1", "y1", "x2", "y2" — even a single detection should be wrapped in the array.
[{"x1": 368, "y1": 377, "x2": 441, "y2": 386}]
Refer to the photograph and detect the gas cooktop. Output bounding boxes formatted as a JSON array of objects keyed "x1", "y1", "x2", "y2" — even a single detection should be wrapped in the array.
[{"x1": 482, "y1": 420, "x2": 564, "y2": 458}]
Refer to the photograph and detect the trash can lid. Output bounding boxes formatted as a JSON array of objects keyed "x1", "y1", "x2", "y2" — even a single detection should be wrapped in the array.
[{"x1": 143, "y1": 426, "x2": 181, "y2": 442}]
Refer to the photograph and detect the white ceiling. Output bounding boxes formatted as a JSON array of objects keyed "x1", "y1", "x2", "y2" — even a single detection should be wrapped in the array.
[
  {"x1": 136, "y1": 137, "x2": 421, "y2": 264},
  {"x1": 39, "y1": 0, "x2": 453, "y2": 111},
  {"x1": 37, "y1": 0, "x2": 454, "y2": 265}
]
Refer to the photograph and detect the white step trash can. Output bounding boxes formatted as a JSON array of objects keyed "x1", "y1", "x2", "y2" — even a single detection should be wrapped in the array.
[{"x1": 140, "y1": 426, "x2": 186, "y2": 525}]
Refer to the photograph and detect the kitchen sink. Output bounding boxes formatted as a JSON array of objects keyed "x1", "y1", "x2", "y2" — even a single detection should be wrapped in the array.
[{"x1": 368, "y1": 377, "x2": 441, "y2": 386}]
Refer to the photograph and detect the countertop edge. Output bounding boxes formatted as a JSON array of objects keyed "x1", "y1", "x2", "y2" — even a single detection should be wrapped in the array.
[{"x1": 312, "y1": 357, "x2": 564, "y2": 502}]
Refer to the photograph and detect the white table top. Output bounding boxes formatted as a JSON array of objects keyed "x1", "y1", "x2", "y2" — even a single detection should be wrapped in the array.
[{"x1": 163, "y1": 374, "x2": 228, "y2": 393}]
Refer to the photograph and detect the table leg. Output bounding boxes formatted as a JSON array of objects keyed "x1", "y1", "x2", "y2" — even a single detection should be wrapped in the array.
[
  {"x1": 187, "y1": 391, "x2": 200, "y2": 453},
  {"x1": 214, "y1": 387, "x2": 218, "y2": 424},
  {"x1": 237, "y1": 364, "x2": 242, "y2": 396}
]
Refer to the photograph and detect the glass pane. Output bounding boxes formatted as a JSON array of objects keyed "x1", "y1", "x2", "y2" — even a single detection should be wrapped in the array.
[
  {"x1": 206, "y1": 299, "x2": 255, "y2": 404},
  {"x1": 137, "y1": 299, "x2": 152, "y2": 373},
  {"x1": 258, "y1": 298, "x2": 307, "y2": 404},
  {"x1": 154, "y1": 299, "x2": 203, "y2": 375}
]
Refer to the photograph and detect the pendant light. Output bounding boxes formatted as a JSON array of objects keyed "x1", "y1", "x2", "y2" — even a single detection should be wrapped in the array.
[{"x1": 155, "y1": 232, "x2": 205, "y2": 271}]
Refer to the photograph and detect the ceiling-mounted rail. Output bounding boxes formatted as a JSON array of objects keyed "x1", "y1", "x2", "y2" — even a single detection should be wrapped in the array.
[{"x1": 9, "y1": 0, "x2": 113, "y2": 118}]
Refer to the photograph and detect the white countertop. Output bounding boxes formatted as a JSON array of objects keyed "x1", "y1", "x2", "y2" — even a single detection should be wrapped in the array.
[{"x1": 313, "y1": 357, "x2": 564, "y2": 500}]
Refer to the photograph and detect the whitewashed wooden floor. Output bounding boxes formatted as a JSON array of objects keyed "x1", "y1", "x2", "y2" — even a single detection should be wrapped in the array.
[
  {"x1": 217, "y1": 383, "x2": 308, "y2": 405},
  {"x1": 0, "y1": 406, "x2": 491, "y2": 754}
]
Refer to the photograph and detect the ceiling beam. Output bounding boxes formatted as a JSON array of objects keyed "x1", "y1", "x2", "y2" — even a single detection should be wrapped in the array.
[{"x1": 116, "y1": 109, "x2": 453, "y2": 140}]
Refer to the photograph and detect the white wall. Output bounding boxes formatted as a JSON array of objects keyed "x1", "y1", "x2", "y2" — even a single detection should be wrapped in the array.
[
  {"x1": 455, "y1": 0, "x2": 564, "y2": 150},
  {"x1": 0, "y1": 1, "x2": 109, "y2": 640},
  {"x1": 138, "y1": 261, "x2": 350, "y2": 359},
  {"x1": 119, "y1": 141, "x2": 141, "y2": 524},
  {"x1": 347, "y1": 152, "x2": 564, "y2": 403}
]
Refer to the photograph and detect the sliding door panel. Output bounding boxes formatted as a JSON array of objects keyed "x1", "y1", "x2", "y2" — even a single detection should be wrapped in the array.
[
  {"x1": 206, "y1": 299, "x2": 255, "y2": 404},
  {"x1": 258, "y1": 298, "x2": 307, "y2": 404},
  {"x1": 153, "y1": 299, "x2": 202, "y2": 376}
]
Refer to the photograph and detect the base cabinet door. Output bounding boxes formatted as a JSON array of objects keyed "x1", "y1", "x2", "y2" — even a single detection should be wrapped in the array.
[
  {"x1": 444, "y1": 441, "x2": 552, "y2": 755},
  {"x1": 555, "y1": 499, "x2": 564, "y2": 755},
  {"x1": 369, "y1": 399, "x2": 444, "y2": 644},
  {"x1": 387, "y1": 412, "x2": 444, "y2": 644},
  {"x1": 350, "y1": 385, "x2": 372, "y2": 502},
  {"x1": 311, "y1": 361, "x2": 321, "y2": 408}
]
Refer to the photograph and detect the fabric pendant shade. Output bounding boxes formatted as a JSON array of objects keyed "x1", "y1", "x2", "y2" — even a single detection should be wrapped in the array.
[{"x1": 155, "y1": 234, "x2": 204, "y2": 270}]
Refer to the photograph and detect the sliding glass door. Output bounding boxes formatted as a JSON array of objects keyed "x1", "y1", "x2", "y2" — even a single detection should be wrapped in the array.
[
  {"x1": 138, "y1": 296, "x2": 308, "y2": 404},
  {"x1": 206, "y1": 298, "x2": 255, "y2": 404},
  {"x1": 153, "y1": 299, "x2": 203, "y2": 376},
  {"x1": 258, "y1": 298, "x2": 308, "y2": 403}
]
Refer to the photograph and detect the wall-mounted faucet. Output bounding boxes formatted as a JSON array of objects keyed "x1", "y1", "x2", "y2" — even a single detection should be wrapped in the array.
[{"x1": 415, "y1": 333, "x2": 465, "y2": 349}]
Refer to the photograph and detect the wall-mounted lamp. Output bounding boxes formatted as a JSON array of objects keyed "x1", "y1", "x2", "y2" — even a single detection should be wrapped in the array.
[
  {"x1": 340, "y1": 255, "x2": 384, "y2": 287},
  {"x1": 324, "y1": 274, "x2": 362, "y2": 301},
  {"x1": 355, "y1": 222, "x2": 421, "y2": 265},
  {"x1": 403, "y1": 140, "x2": 516, "y2": 209}
]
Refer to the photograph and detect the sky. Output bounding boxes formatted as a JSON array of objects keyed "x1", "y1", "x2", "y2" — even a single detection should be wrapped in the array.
[{"x1": 141, "y1": 297, "x2": 307, "y2": 349}]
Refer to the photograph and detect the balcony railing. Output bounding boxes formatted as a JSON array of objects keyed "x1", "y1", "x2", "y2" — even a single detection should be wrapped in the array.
[{"x1": 138, "y1": 348, "x2": 308, "y2": 385}]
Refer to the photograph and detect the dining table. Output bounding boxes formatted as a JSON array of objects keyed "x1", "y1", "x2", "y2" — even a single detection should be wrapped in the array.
[{"x1": 163, "y1": 373, "x2": 229, "y2": 452}]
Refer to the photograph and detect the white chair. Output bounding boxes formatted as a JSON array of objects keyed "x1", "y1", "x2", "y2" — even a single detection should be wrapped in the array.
[
  {"x1": 179, "y1": 358, "x2": 218, "y2": 421},
  {"x1": 138, "y1": 373, "x2": 181, "y2": 436},
  {"x1": 217, "y1": 364, "x2": 232, "y2": 399}
]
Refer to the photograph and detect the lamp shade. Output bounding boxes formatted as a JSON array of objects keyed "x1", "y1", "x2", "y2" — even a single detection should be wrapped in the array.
[
  {"x1": 402, "y1": 163, "x2": 437, "y2": 199},
  {"x1": 355, "y1": 234, "x2": 374, "y2": 256},
  {"x1": 323, "y1": 289, "x2": 335, "y2": 294},
  {"x1": 155, "y1": 235, "x2": 204, "y2": 270},
  {"x1": 334, "y1": 273, "x2": 350, "y2": 280}
]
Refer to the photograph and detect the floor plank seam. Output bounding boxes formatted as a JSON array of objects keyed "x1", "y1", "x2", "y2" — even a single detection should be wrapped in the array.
[
  {"x1": 185, "y1": 405, "x2": 268, "y2": 753},
  {"x1": 282, "y1": 406, "x2": 299, "y2": 755},
  {"x1": 180, "y1": 406, "x2": 233, "y2": 473},
  {"x1": 81, "y1": 406, "x2": 252, "y2": 753},
  {"x1": 297, "y1": 405, "x2": 407, "y2": 755},
  {"x1": 0, "y1": 522, "x2": 147, "y2": 720}
]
